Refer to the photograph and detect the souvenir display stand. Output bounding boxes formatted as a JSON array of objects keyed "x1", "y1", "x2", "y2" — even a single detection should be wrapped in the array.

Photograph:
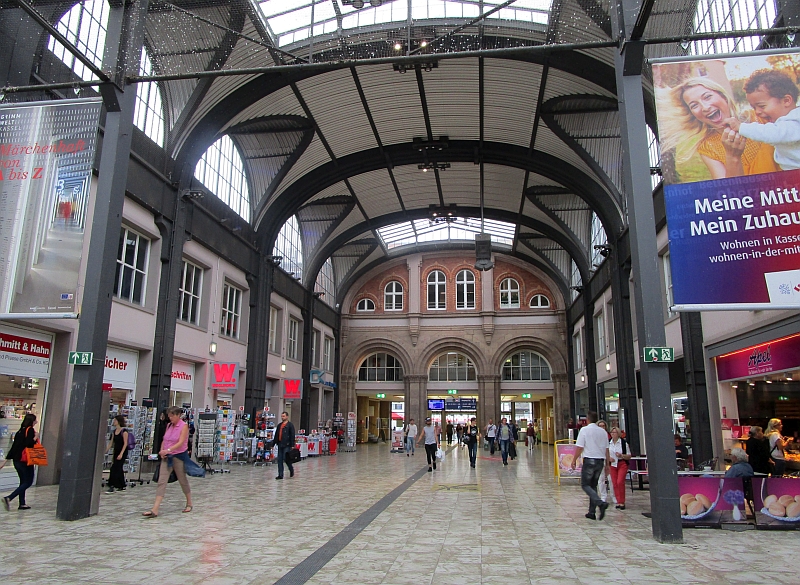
[
  {"x1": 342, "y1": 412, "x2": 357, "y2": 452},
  {"x1": 195, "y1": 412, "x2": 217, "y2": 471},
  {"x1": 253, "y1": 410, "x2": 276, "y2": 466},
  {"x1": 103, "y1": 404, "x2": 155, "y2": 487},
  {"x1": 215, "y1": 409, "x2": 234, "y2": 472}
]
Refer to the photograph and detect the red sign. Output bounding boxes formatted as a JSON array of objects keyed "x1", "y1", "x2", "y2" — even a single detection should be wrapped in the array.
[
  {"x1": 211, "y1": 362, "x2": 239, "y2": 393},
  {"x1": 283, "y1": 379, "x2": 302, "y2": 400},
  {"x1": 102, "y1": 383, "x2": 112, "y2": 392},
  {"x1": 716, "y1": 333, "x2": 800, "y2": 381},
  {"x1": 0, "y1": 331, "x2": 51, "y2": 358}
]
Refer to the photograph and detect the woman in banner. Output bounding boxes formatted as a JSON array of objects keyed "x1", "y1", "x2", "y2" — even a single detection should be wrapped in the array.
[{"x1": 661, "y1": 77, "x2": 779, "y2": 180}]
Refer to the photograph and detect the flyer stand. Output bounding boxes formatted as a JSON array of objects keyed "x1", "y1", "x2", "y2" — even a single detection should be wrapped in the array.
[
  {"x1": 342, "y1": 412, "x2": 357, "y2": 452},
  {"x1": 553, "y1": 439, "x2": 581, "y2": 485}
]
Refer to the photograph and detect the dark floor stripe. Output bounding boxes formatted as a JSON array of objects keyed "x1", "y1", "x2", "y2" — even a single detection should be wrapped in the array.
[{"x1": 273, "y1": 465, "x2": 430, "y2": 585}]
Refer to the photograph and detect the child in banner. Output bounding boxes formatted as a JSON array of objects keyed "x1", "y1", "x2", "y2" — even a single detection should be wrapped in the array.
[{"x1": 724, "y1": 69, "x2": 800, "y2": 171}]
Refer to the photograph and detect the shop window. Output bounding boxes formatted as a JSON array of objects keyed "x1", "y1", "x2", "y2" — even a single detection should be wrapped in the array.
[
  {"x1": 429, "y1": 352, "x2": 476, "y2": 382},
  {"x1": 357, "y1": 298, "x2": 375, "y2": 312},
  {"x1": 427, "y1": 270, "x2": 446, "y2": 309},
  {"x1": 324, "y1": 337, "x2": 332, "y2": 371},
  {"x1": 114, "y1": 227, "x2": 149, "y2": 305},
  {"x1": 384, "y1": 281, "x2": 403, "y2": 311},
  {"x1": 288, "y1": 317, "x2": 300, "y2": 360},
  {"x1": 529, "y1": 294, "x2": 550, "y2": 308},
  {"x1": 220, "y1": 282, "x2": 242, "y2": 339},
  {"x1": 178, "y1": 260, "x2": 203, "y2": 325},
  {"x1": 358, "y1": 352, "x2": 404, "y2": 382},
  {"x1": 500, "y1": 277, "x2": 520, "y2": 308},
  {"x1": 269, "y1": 306, "x2": 280, "y2": 353},
  {"x1": 456, "y1": 269, "x2": 475, "y2": 309},
  {"x1": 594, "y1": 312, "x2": 606, "y2": 358},
  {"x1": 502, "y1": 351, "x2": 552, "y2": 381}
]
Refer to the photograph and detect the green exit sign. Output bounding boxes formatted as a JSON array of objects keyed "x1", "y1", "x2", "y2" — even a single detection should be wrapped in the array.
[
  {"x1": 522, "y1": 393, "x2": 532, "y2": 399},
  {"x1": 447, "y1": 389, "x2": 458, "y2": 395},
  {"x1": 376, "y1": 393, "x2": 386, "y2": 398},
  {"x1": 643, "y1": 347, "x2": 675, "y2": 363},
  {"x1": 68, "y1": 351, "x2": 93, "y2": 366}
]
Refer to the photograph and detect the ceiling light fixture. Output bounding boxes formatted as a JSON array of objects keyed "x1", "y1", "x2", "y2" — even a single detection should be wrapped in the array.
[
  {"x1": 605, "y1": 361, "x2": 611, "y2": 372},
  {"x1": 419, "y1": 161, "x2": 450, "y2": 172},
  {"x1": 429, "y1": 204, "x2": 458, "y2": 223},
  {"x1": 580, "y1": 374, "x2": 586, "y2": 383},
  {"x1": 394, "y1": 41, "x2": 402, "y2": 51},
  {"x1": 393, "y1": 62, "x2": 438, "y2": 74}
]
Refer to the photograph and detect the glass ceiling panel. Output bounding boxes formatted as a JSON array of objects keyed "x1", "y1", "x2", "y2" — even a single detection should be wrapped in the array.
[
  {"x1": 258, "y1": 0, "x2": 552, "y2": 47},
  {"x1": 378, "y1": 217, "x2": 515, "y2": 250}
]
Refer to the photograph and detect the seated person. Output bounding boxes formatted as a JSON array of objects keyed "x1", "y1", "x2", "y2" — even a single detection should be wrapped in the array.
[
  {"x1": 674, "y1": 435, "x2": 689, "y2": 460},
  {"x1": 724, "y1": 447, "x2": 754, "y2": 478}
]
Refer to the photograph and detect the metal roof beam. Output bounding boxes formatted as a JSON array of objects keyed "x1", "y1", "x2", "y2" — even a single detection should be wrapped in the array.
[{"x1": 630, "y1": 0, "x2": 657, "y2": 41}]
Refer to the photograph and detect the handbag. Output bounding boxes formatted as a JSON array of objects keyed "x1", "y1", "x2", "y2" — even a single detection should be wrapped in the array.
[
  {"x1": 287, "y1": 447, "x2": 301, "y2": 463},
  {"x1": 25, "y1": 442, "x2": 48, "y2": 466}
]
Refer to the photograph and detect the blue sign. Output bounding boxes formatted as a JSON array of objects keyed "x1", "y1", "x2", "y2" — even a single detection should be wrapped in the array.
[
  {"x1": 445, "y1": 398, "x2": 477, "y2": 411},
  {"x1": 427, "y1": 399, "x2": 445, "y2": 411}
]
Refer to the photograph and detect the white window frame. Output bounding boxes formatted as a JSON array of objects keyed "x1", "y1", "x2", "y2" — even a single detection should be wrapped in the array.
[
  {"x1": 594, "y1": 311, "x2": 606, "y2": 358},
  {"x1": 529, "y1": 294, "x2": 550, "y2": 308},
  {"x1": 427, "y1": 270, "x2": 446, "y2": 310},
  {"x1": 357, "y1": 298, "x2": 375, "y2": 312},
  {"x1": 456, "y1": 269, "x2": 476, "y2": 310},
  {"x1": 384, "y1": 281, "x2": 404, "y2": 311},
  {"x1": 664, "y1": 251, "x2": 676, "y2": 318},
  {"x1": 499, "y1": 277, "x2": 520, "y2": 308},
  {"x1": 115, "y1": 227, "x2": 149, "y2": 305},
  {"x1": 311, "y1": 329, "x2": 319, "y2": 367},
  {"x1": 178, "y1": 260, "x2": 203, "y2": 325},
  {"x1": 574, "y1": 331, "x2": 582, "y2": 369},
  {"x1": 269, "y1": 306, "x2": 279, "y2": 353},
  {"x1": 220, "y1": 282, "x2": 242, "y2": 339},
  {"x1": 607, "y1": 301, "x2": 615, "y2": 353},
  {"x1": 324, "y1": 336, "x2": 332, "y2": 372},
  {"x1": 288, "y1": 317, "x2": 300, "y2": 360}
]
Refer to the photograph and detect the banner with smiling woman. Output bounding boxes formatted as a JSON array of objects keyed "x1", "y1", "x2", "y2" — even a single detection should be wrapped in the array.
[{"x1": 652, "y1": 49, "x2": 800, "y2": 310}]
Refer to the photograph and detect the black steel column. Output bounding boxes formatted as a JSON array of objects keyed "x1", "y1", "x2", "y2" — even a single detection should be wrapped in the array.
[
  {"x1": 611, "y1": 233, "x2": 641, "y2": 453},
  {"x1": 781, "y1": 0, "x2": 800, "y2": 46},
  {"x1": 680, "y1": 312, "x2": 712, "y2": 465},
  {"x1": 300, "y1": 289, "x2": 314, "y2": 430},
  {"x1": 613, "y1": 0, "x2": 682, "y2": 542},
  {"x1": 56, "y1": 0, "x2": 148, "y2": 521},
  {"x1": 566, "y1": 323, "x2": 576, "y2": 421},
  {"x1": 244, "y1": 254, "x2": 274, "y2": 425},
  {"x1": 583, "y1": 298, "x2": 598, "y2": 412},
  {"x1": 332, "y1": 312, "x2": 341, "y2": 414}
]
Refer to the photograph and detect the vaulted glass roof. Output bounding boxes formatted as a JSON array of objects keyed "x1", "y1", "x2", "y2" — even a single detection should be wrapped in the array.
[
  {"x1": 378, "y1": 217, "x2": 516, "y2": 250},
  {"x1": 258, "y1": 0, "x2": 552, "y2": 47}
]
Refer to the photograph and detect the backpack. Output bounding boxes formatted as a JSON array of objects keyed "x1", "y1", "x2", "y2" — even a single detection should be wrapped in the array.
[{"x1": 126, "y1": 429, "x2": 136, "y2": 451}]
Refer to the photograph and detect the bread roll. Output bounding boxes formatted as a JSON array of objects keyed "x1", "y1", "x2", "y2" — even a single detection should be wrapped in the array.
[
  {"x1": 778, "y1": 495, "x2": 795, "y2": 507},
  {"x1": 764, "y1": 494, "x2": 778, "y2": 507},
  {"x1": 794, "y1": 495, "x2": 800, "y2": 503},
  {"x1": 680, "y1": 494, "x2": 696, "y2": 506},
  {"x1": 696, "y1": 494, "x2": 712, "y2": 509},
  {"x1": 687, "y1": 500, "x2": 705, "y2": 516},
  {"x1": 680, "y1": 502, "x2": 688, "y2": 515},
  {"x1": 769, "y1": 503, "x2": 786, "y2": 517},
  {"x1": 786, "y1": 502, "x2": 800, "y2": 518}
]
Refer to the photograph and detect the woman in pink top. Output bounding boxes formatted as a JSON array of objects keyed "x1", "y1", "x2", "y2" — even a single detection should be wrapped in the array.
[{"x1": 143, "y1": 406, "x2": 193, "y2": 517}]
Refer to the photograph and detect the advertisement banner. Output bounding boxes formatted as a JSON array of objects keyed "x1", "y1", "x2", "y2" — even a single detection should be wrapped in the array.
[
  {"x1": 0, "y1": 99, "x2": 102, "y2": 317},
  {"x1": 752, "y1": 477, "x2": 800, "y2": 528},
  {"x1": 170, "y1": 360, "x2": 195, "y2": 392},
  {"x1": 652, "y1": 50, "x2": 800, "y2": 310},
  {"x1": 283, "y1": 379, "x2": 302, "y2": 400},
  {"x1": 716, "y1": 332, "x2": 800, "y2": 381},
  {"x1": 103, "y1": 346, "x2": 138, "y2": 390},
  {"x1": 211, "y1": 361, "x2": 238, "y2": 393},
  {"x1": 554, "y1": 442, "x2": 582, "y2": 480},
  {"x1": 0, "y1": 323, "x2": 52, "y2": 378}
]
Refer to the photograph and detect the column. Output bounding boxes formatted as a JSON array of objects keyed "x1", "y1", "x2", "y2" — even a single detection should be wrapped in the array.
[
  {"x1": 340, "y1": 374, "x2": 357, "y2": 418},
  {"x1": 244, "y1": 254, "x2": 275, "y2": 425},
  {"x1": 551, "y1": 373, "x2": 569, "y2": 440},
  {"x1": 478, "y1": 374, "x2": 500, "y2": 429},
  {"x1": 680, "y1": 312, "x2": 713, "y2": 465},
  {"x1": 405, "y1": 374, "x2": 427, "y2": 430}
]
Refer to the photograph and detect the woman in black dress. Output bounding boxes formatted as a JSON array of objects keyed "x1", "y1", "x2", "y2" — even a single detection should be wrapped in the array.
[
  {"x1": 105, "y1": 415, "x2": 129, "y2": 493},
  {"x1": 745, "y1": 426, "x2": 771, "y2": 475},
  {"x1": 1, "y1": 413, "x2": 38, "y2": 511}
]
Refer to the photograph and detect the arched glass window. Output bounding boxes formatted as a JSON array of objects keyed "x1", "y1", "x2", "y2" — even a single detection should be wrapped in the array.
[
  {"x1": 647, "y1": 125, "x2": 661, "y2": 191},
  {"x1": 314, "y1": 258, "x2": 335, "y2": 306},
  {"x1": 48, "y1": 0, "x2": 109, "y2": 82},
  {"x1": 384, "y1": 281, "x2": 403, "y2": 311},
  {"x1": 429, "y1": 352, "x2": 476, "y2": 382},
  {"x1": 427, "y1": 270, "x2": 446, "y2": 310},
  {"x1": 356, "y1": 298, "x2": 375, "y2": 312},
  {"x1": 274, "y1": 215, "x2": 303, "y2": 280},
  {"x1": 456, "y1": 269, "x2": 475, "y2": 309},
  {"x1": 359, "y1": 352, "x2": 403, "y2": 382},
  {"x1": 195, "y1": 135, "x2": 250, "y2": 221},
  {"x1": 133, "y1": 49, "x2": 165, "y2": 147},
  {"x1": 571, "y1": 260, "x2": 581, "y2": 301},
  {"x1": 590, "y1": 213, "x2": 608, "y2": 268},
  {"x1": 691, "y1": 0, "x2": 777, "y2": 55},
  {"x1": 499, "y1": 278, "x2": 520, "y2": 308},
  {"x1": 529, "y1": 294, "x2": 550, "y2": 308},
  {"x1": 502, "y1": 351, "x2": 551, "y2": 381}
]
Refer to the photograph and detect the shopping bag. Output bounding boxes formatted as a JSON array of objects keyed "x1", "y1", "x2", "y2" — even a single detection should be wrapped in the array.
[
  {"x1": 184, "y1": 457, "x2": 206, "y2": 478},
  {"x1": 509, "y1": 442, "x2": 517, "y2": 459},
  {"x1": 436, "y1": 447, "x2": 445, "y2": 461},
  {"x1": 287, "y1": 447, "x2": 301, "y2": 464},
  {"x1": 25, "y1": 442, "x2": 48, "y2": 467}
]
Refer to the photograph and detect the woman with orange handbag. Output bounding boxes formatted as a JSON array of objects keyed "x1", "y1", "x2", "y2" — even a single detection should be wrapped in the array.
[{"x1": 1, "y1": 413, "x2": 38, "y2": 511}]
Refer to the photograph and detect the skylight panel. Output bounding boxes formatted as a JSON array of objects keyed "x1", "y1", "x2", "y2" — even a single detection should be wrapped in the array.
[
  {"x1": 260, "y1": 0, "x2": 310, "y2": 18},
  {"x1": 269, "y1": 6, "x2": 313, "y2": 35},
  {"x1": 378, "y1": 217, "x2": 515, "y2": 250}
]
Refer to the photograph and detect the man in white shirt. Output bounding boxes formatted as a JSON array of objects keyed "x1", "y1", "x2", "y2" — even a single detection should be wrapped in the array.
[
  {"x1": 485, "y1": 419, "x2": 497, "y2": 454},
  {"x1": 405, "y1": 419, "x2": 417, "y2": 457},
  {"x1": 571, "y1": 411, "x2": 610, "y2": 520}
]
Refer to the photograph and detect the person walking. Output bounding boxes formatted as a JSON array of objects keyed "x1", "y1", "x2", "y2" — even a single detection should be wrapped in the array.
[
  {"x1": 497, "y1": 418, "x2": 513, "y2": 466},
  {"x1": 105, "y1": 415, "x2": 129, "y2": 493},
  {"x1": 745, "y1": 426, "x2": 771, "y2": 475},
  {"x1": 446, "y1": 421, "x2": 454, "y2": 445},
  {"x1": 526, "y1": 423, "x2": 535, "y2": 453},
  {"x1": 1, "y1": 413, "x2": 37, "y2": 511},
  {"x1": 570, "y1": 411, "x2": 610, "y2": 521},
  {"x1": 456, "y1": 422, "x2": 464, "y2": 447},
  {"x1": 465, "y1": 417, "x2": 480, "y2": 468},
  {"x1": 405, "y1": 418, "x2": 417, "y2": 457},
  {"x1": 596, "y1": 420, "x2": 615, "y2": 506},
  {"x1": 766, "y1": 418, "x2": 786, "y2": 476},
  {"x1": 143, "y1": 406, "x2": 193, "y2": 517},
  {"x1": 274, "y1": 411, "x2": 296, "y2": 480},
  {"x1": 417, "y1": 417, "x2": 440, "y2": 472},
  {"x1": 608, "y1": 427, "x2": 630, "y2": 510},
  {"x1": 508, "y1": 420, "x2": 518, "y2": 460},
  {"x1": 485, "y1": 419, "x2": 497, "y2": 454}
]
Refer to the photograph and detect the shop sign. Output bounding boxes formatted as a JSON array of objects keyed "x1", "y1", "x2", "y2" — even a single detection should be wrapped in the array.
[
  {"x1": 0, "y1": 324, "x2": 52, "y2": 378},
  {"x1": 716, "y1": 333, "x2": 800, "y2": 381},
  {"x1": 651, "y1": 50, "x2": 800, "y2": 310},
  {"x1": 211, "y1": 362, "x2": 239, "y2": 394},
  {"x1": 103, "y1": 346, "x2": 138, "y2": 390},
  {"x1": 170, "y1": 360, "x2": 195, "y2": 392},
  {"x1": 283, "y1": 379, "x2": 302, "y2": 400}
]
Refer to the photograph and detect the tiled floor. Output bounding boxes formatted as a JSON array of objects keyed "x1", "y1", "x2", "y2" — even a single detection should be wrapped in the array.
[{"x1": 0, "y1": 443, "x2": 796, "y2": 584}]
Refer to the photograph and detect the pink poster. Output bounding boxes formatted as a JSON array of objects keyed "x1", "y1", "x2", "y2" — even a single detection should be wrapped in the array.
[
  {"x1": 555, "y1": 443, "x2": 582, "y2": 477},
  {"x1": 753, "y1": 477, "x2": 800, "y2": 526}
]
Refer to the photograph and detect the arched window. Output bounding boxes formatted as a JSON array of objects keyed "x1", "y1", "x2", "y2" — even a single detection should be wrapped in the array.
[
  {"x1": 314, "y1": 258, "x2": 335, "y2": 305},
  {"x1": 691, "y1": 0, "x2": 777, "y2": 55},
  {"x1": 356, "y1": 298, "x2": 375, "y2": 312},
  {"x1": 590, "y1": 212, "x2": 608, "y2": 268},
  {"x1": 195, "y1": 135, "x2": 250, "y2": 221},
  {"x1": 429, "y1": 352, "x2": 476, "y2": 382},
  {"x1": 529, "y1": 294, "x2": 550, "y2": 308},
  {"x1": 499, "y1": 278, "x2": 520, "y2": 308},
  {"x1": 384, "y1": 281, "x2": 403, "y2": 311},
  {"x1": 456, "y1": 269, "x2": 475, "y2": 309},
  {"x1": 274, "y1": 215, "x2": 303, "y2": 280},
  {"x1": 48, "y1": 0, "x2": 109, "y2": 82},
  {"x1": 133, "y1": 49, "x2": 165, "y2": 147},
  {"x1": 359, "y1": 352, "x2": 403, "y2": 382},
  {"x1": 502, "y1": 351, "x2": 551, "y2": 381},
  {"x1": 427, "y1": 270, "x2": 446, "y2": 310}
]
